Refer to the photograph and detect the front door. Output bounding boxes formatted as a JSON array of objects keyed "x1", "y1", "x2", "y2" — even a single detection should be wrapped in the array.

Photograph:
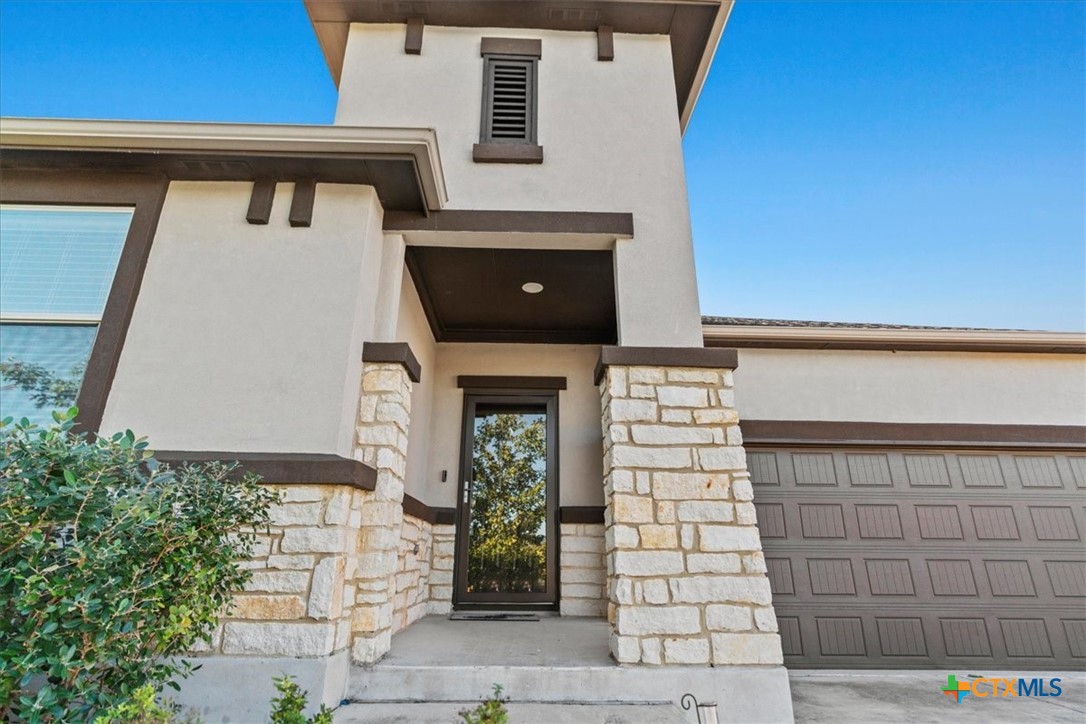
[{"x1": 454, "y1": 392, "x2": 558, "y2": 608}]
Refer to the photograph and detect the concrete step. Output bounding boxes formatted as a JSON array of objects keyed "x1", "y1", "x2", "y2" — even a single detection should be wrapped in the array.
[
  {"x1": 346, "y1": 664, "x2": 793, "y2": 723},
  {"x1": 334, "y1": 701, "x2": 687, "y2": 723}
]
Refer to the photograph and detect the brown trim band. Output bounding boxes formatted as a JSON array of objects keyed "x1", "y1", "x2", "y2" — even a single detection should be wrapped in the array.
[
  {"x1": 560, "y1": 506, "x2": 605, "y2": 524},
  {"x1": 457, "y1": 376, "x2": 567, "y2": 390},
  {"x1": 481, "y1": 37, "x2": 542, "y2": 58},
  {"x1": 384, "y1": 209, "x2": 634, "y2": 237},
  {"x1": 402, "y1": 493, "x2": 457, "y2": 526},
  {"x1": 472, "y1": 143, "x2": 544, "y2": 164},
  {"x1": 704, "y1": 335, "x2": 1086, "y2": 355},
  {"x1": 0, "y1": 170, "x2": 170, "y2": 436},
  {"x1": 246, "y1": 179, "x2": 276, "y2": 225},
  {"x1": 597, "y1": 26, "x2": 614, "y2": 61},
  {"x1": 362, "y1": 342, "x2": 422, "y2": 383},
  {"x1": 288, "y1": 178, "x2": 316, "y2": 228},
  {"x1": 405, "y1": 16, "x2": 424, "y2": 55},
  {"x1": 153, "y1": 451, "x2": 377, "y2": 490},
  {"x1": 741, "y1": 420, "x2": 1086, "y2": 450},
  {"x1": 594, "y1": 346, "x2": 739, "y2": 384}
]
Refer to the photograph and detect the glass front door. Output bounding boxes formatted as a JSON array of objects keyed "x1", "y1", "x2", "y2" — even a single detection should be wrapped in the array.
[{"x1": 454, "y1": 393, "x2": 557, "y2": 607}]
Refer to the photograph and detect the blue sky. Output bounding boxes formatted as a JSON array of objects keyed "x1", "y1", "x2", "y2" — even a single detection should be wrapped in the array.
[{"x1": 2, "y1": 1, "x2": 1082, "y2": 331}]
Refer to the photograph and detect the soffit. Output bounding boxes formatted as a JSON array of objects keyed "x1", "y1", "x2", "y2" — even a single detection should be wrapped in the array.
[
  {"x1": 304, "y1": 0, "x2": 732, "y2": 131},
  {"x1": 405, "y1": 246, "x2": 617, "y2": 344}
]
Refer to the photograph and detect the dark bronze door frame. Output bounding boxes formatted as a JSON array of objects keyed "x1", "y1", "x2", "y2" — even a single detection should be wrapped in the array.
[{"x1": 453, "y1": 388, "x2": 559, "y2": 609}]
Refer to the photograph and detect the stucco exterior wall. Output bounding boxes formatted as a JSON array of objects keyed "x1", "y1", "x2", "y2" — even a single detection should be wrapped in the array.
[
  {"x1": 733, "y1": 348, "x2": 1086, "y2": 426},
  {"x1": 422, "y1": 343, "x2": 604, "y2": 508},
  {"x1": 101, "y1": 181, "x2": 385, "y2": 455},
  {"x1": 396, "y1": 269, "x2": 437, "y2": 501},
  {"x1": 335, "y1": 24, "x2": 703, "y2": 347}
]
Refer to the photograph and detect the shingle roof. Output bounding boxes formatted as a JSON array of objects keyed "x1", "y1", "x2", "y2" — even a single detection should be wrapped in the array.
[{"x1": 701, "y1": 316, "x2": 1027, "y2": 332}]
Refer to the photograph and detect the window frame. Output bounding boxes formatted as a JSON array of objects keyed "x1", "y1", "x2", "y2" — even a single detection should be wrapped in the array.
[
  {"x1": 473, "y1": 36, "x2": 544, "y2": 164},
  {"x1": 0, "y1": 171, "x2": 168, "y2": 434}
]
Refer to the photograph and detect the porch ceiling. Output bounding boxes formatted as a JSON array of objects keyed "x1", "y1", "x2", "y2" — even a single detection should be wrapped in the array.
[{"x1": 405, "y1": 245, "x2": 617, "y2": 344}]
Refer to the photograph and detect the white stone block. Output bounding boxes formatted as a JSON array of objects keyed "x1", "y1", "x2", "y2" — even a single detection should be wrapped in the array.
[
  {"x1": 656, "y1": 386, "x2": 708, "y2": 408},
  {"x1": 735, "y1": 502, "x2": 758, "y2": 525},
  {"x1": 606, "y1": 368, "x2": 628, "y2": 398},
  {"x1": 223, "y1": 622, "x2": 335, "y2": 657},
  {"x1": 280, "y1": 486, "x2": 327, "y2": 503},
  {"x1": 686, "y1": 553, "x2": 742, "y2": 574},
  {"x1": 307, "y1": 557, "x2": 345, "y2": 620},
  {"x1": 611, "y1": 445, "x2": 691, "y2": 470},
  {"x1": 652, "y1": 472, "x2": 730, "y2": 500},
  {"x1": 664, "y1": 637, "x2": 711, "y2": 664},
  {"x1": 755, "y1": 607, "x2": 779, "y2": 632},
  {"x1": 731, "y1": 478, "x2": 754, "y2": 501},
  {"x1": 243, "y1": 570, "x2": 310, "y2": 593},
  {"x1": 611, "y1": 634, "x2": 641, "y2": 663},
  {"x1": 705, "y1": 604, "x2": 752, "y2": 631},
  {"x1": 697, "y1": 446, "x2": 747, "y2": 472},
  {"x1": 610, "y1": 399, "x2": 658, "y2": 423},
  {"x1": 642, "y1": 578, "x2": 670, "y2": 604},
  {"x1": 641, "y1": 637, "x2": 663, "y2": 665},
  {"x1": 661, "y1": 409, "x2": 693, "y2": 424},
  {"x1": 269, "y1": 502, "x2": 323, "y2": 527},
  {"x1": 666, "y1": 369, "x2": 721, "y2": 384},
  {"x1": 280, "y1": 527, "x2": 349, "y2": 554},
  {"x1": 630, "y1": 425, "x2": 714, "y2": 446},
  {"x1": 612, "y1": 550, "x2": 685, "y2": 576},
  {"x1": 711, "y1": 633, "x2": 783, "y2": 665},
  {"x1": 617, "y1": 606, "x2": 701, "y2": 635},
  {"x1": 612, "y1": 494, "x2": 654, "y2": 523},
  {"x1": 628, "y1": 367, "x2": 666, "y2": 384},
  {"x1": 677, "y1": 501, "x2": 735, "y2": 523},
  {"x1": 698, "y1": 525, "x2": 762, "y2": 552}
]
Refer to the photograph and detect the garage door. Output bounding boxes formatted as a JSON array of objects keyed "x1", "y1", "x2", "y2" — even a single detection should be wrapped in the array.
[{"x1": 749, "y1": 446, "x2": 1085, "y2": 668}]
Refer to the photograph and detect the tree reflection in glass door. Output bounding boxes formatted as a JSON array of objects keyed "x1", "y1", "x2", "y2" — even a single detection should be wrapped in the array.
[{"x1": 465, "y1": 407, "x2": 547, "y2": 594}]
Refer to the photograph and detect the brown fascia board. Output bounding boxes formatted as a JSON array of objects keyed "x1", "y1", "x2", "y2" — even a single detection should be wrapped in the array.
[
  {"x1": 703, "y1": 325, "x2": 1086, "y2": 355},
  {"x1": 153, "y1": 451, "x2": 378, "y2": 490},
  {"x1": 594, "y1": 346, "x2": 739, "y2": 384},
  {"x1": 362, "y1": 341, "x2": 422, "y2": 383},
  {"x1": 0, "y1": 118, "x2": 449, "y2": 213},
  {"x1": 302, "y1": 1, "x2": 733, "y2": 133}
]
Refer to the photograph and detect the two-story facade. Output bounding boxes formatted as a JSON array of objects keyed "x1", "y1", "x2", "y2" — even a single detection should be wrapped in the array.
[{"x1": 1, "y1": 1, "x2": 1083, "y2": 721}]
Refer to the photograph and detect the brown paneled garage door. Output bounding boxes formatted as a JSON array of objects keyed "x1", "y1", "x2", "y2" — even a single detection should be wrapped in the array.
[{"x1": 749, "y1": 446, "x2": 1085, "y2": 668}]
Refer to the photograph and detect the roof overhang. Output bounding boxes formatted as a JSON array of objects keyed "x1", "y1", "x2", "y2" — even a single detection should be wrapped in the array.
[
  {"x1": 0, "y1": 117, "x2": 448, "y2": 213},
  {"x1": 702, "y1": 323, "x2": 1086, "y2": 355},
  {"x1": 303, "y1": 0, "x2": 734, "y2": 133}
]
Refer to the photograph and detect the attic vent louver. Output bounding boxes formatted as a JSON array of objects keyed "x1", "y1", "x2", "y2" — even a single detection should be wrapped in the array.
[{"x1": 482, "y1": 57, "x2": 536, "y2": 143}]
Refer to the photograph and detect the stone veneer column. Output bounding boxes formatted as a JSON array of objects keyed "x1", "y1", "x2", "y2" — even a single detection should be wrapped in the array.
[
  {"x1": 600, "y1": 362, "x2": 783, "y2": 666},
  {"x1": 350, "y1": 361, "x2": 412, "y2": 664}
]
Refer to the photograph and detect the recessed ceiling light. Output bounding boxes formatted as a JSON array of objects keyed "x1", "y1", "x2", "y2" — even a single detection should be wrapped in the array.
[{"x1": 521, "y1": 282, "x2": 544, "y2": 294}]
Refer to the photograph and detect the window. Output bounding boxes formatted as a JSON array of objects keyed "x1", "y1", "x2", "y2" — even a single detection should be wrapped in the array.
[
  {"x1": 474, "y1": 37, "x2": 543, "y2": 164},
  {"x1": 0, "y1": 205, "x2": 133, "y2": 426}
]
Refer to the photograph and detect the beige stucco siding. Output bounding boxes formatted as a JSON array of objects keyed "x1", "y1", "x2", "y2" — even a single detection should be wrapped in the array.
[
  {"x1": 335, "y1": 24, "x2": 703, "y2": 348},
  {"x1": 419, "y1": 343, "x2": 604, "y2": 509},
  {"x1": 396, "y1": 269, "x2": 438, "y2": 501},
  {"x1": 734, "y1": 348, "x2": 1086, "y2": 425},
  {"x1": 101, "y1": 181, "x2": 385, "y2": 455}
]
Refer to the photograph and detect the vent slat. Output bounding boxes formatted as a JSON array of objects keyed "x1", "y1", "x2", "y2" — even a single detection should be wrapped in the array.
[{"x1": 484, "y1": 57, "x2": 534, "y2": 143}]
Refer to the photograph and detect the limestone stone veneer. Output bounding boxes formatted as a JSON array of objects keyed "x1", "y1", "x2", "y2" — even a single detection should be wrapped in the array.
[{"x1": 600, "y1": 365, "x2": 783, "y2": 665}]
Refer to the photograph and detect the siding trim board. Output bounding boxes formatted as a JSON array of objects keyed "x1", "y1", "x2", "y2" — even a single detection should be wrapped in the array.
[
  {"x1": 742, "y1": 420, "x2": 1086, "y2": 450},
  {"x1": 153, "y1": 451, "x2": 377, "y2": 491}
]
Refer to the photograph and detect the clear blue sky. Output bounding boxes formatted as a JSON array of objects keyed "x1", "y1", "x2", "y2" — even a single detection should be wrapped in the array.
[{"x1": 2, "y1": 1, "x2": 1082, "y2": 331}]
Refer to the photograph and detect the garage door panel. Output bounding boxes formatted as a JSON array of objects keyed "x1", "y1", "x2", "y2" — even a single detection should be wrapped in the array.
[{"x1": 751, "y1": 445, "x2": 1083, "y2": 668}]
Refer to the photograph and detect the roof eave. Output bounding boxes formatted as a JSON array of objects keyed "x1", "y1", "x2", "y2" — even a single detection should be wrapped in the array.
[{"x1": 702, "y1": 324, "x2": 1086, "y2": 355}]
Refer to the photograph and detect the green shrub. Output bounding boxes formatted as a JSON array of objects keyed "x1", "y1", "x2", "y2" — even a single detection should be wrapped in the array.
[
  {"x1": 459, "y1": 684, "x2": 508, "y2": 724},
  {"x1": 269, "y1": 676, "x2": 333, "y2": 724},
  {"x1": 0, "y1": 408, "x2": 279, "y2": 722}
]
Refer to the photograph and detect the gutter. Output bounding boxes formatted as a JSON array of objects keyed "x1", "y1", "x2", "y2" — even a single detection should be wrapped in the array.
[{"x1": 702, "y1": 324, "x2": 1086, "y2": 355}]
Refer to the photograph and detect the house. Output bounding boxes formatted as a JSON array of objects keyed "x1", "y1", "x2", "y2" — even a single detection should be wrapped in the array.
[{"x1": 1, "y1": 1, "x2": 1083, "y2": 721}]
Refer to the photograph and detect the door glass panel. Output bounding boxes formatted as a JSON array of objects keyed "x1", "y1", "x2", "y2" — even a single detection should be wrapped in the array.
[{"x1": 466, "y1": 405, "x2": 547, "y2": 595}]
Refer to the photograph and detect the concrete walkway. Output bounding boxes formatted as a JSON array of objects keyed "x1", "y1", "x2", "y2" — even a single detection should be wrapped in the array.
[{"x1": 791, "y1": 670, "x2": 1086, "y2": 724}]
